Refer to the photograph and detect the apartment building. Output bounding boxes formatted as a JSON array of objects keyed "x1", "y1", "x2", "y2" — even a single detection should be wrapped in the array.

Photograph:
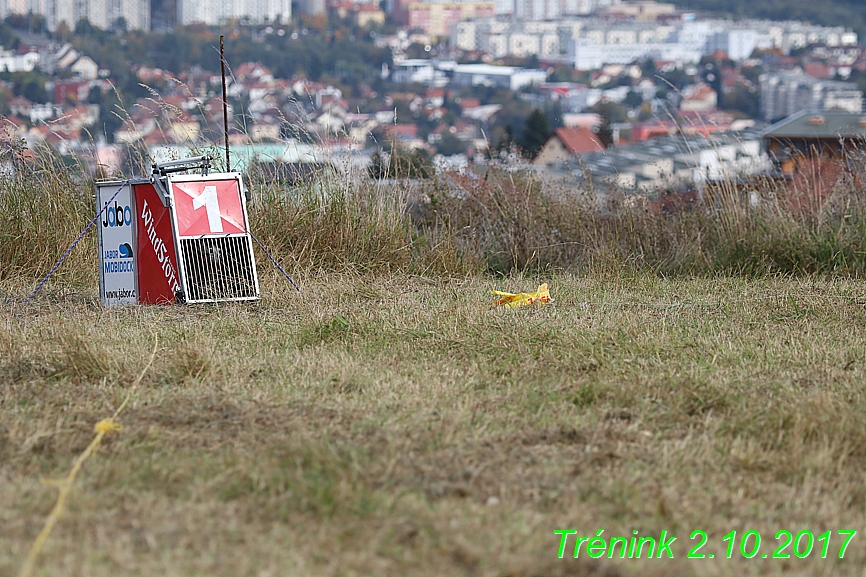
[
  {"x1": 408, "y1": 0, "x2": 494, "y2": 37},
  {"x1": 6, "y1": 0, "x2": 151, "y2": 31},
  {"x1": 453, "y1": 16, "x2": 857, "y2": 67},
  {"x1": 177, "y1": 0, "x2": 292, "y2": 25},
  {"x1": 760, "y1": 72, "x2": 863, "y2": 121}
]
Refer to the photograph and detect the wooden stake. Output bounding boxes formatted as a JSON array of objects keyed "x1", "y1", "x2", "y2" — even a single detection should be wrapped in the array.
[{"x1": 220, "y1": 35, "x2": 230, "y2": 172}]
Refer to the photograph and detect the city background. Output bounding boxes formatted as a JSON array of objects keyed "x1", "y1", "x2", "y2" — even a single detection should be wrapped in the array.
[{"x1": 0, "y1": 0, "x2": 863, "y2": 195}]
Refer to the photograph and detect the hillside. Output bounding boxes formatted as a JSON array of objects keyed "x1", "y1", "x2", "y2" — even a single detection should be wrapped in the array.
[{"x1": 674, "y1": 0, "x2": 866, "y2": 36}]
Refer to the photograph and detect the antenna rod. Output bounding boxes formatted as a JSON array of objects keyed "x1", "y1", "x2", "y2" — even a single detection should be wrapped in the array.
[{"x1": 220, "y1": 35, "x2": 230, "y2": 172}]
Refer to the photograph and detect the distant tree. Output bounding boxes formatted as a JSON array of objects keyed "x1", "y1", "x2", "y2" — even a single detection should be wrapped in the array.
[
  {"x1": 624, "y1": 90, "x2": 644, "y2": 109},
  {"x1": 369, "y1": 145, "x2": 434, "y2": 179},
  {"x1": 545, "y1": 100, "x2": 564, "y2": 130},
  {"x1": 740, "y1": 63, "x2": 763, "y2": 84},
  {"x1": 19, "y1": 75, "x2": 49, "y2": 103},
  {"x1": 87, "y1": 87, "x2": 125, "y2": 143},
  {"x1": 490, "y1": 124, "x2": 516, "y2": 156},
  {"x1": 111, "y1": 17, "x2": 128, "y2": 34},
  {"x1": 592, "y1": 100, "x2": 628, "y2": 124},
  {"x1": 667, "y1": 0, "x2": 866, "y2": 38},
  {"x1": 74, "y1": 18, "x2": 95, "y2": 35},
  {"x1": 29, "y1": 13, "x2": 46, "y2": 33},
  {"x1": 642, "y1": 58, "x2": 657, "y2": 77},
  {"x1": 6, "y1": 13, "x2": 45, "y2": 34},
  {"x1": 518, "y1": 108, "x2": 550, "y2": 158},
  {"x1": 435, "y1": 133, "x2": 467, "y2": 157},
  {"x1": 548, "y1": 65, "x2": 579, "y2": 83},
  {"x1": 0, "y1": 21, "x2": 18, "y2": 48},
  {"x1": 0, "y1": 85, "x2": 12, "y2": 115},
  {"x1": 656, "y1": 67, "x2": 693, "y2": 92},
  {"x1": 53, "y1": 22, "x2": 71, "y2": 42},
  {"x1": 723, "y1": 85, "x2": 760, "y2": 118},
  {"x1": 592, "y1": 100, "x2": 627, "y2": 148},
  {"x1": 403, "y1": 43, "x2": 430, "y2": 59}
]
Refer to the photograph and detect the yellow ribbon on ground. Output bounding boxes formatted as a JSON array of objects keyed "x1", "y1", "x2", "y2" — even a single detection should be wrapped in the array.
[
  {"x1": 492, "y1": 283, "x2": 553, "y2": 308},
  {"x1": 17, "y1": 335, "x2": 158, "y2": 577}
]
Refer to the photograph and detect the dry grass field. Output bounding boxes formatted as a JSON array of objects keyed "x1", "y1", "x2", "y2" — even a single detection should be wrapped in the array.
[{"x1": 3, "y1": 272, "x2": 866, "y2": 576}]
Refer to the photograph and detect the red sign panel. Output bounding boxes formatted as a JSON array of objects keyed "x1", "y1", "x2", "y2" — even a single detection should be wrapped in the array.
[
  {"x1": 134, "y1": 183, "x2": 181, "y2": 304},
  {"x1": 172, "y1": 179, "x2": 246, "y2": 237}
]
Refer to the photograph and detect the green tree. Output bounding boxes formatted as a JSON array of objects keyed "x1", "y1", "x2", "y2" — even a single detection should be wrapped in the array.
[
  {"x1": 518, "y1": 108, "x2": 550, "y2": 158},
  {"x1": 592, "y1": 100, "x2": 628, "y2": 148},
  {"x1": 435, "y1": 133, "x2": 467, "y2": 157},
  {"x1": 624, "y1": 90, "x2": 644, "y2": 109},
  {"x1": 18, "y1": 74, "x2": 49, "y2": 103},
  {"x1": 369, "y1": 146, "x2": 434, "y2": 179},
  {"x1": 88, "y1": 87, "x2": 125, "y2": 143}
]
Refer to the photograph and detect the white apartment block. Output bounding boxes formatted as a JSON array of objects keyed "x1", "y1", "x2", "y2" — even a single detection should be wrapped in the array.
[
  {"x1": 177, "y1": 0, "x2": 291, "y2": 25},
  {"x1": 89, "y1": 0, "x2": 150, "y2": 31},
  {"x1": 760, "y1": 72, "x2": 863, "y2": 121},
  {"x1": 708, "y1": 29, "x2": 773, "y2": 61},
  {"x1": 493, "y1": 0, "x2": 613, "y2": 17},
  {"x1": 1, "y1": 0, "x2": 150, "y2": 31},
  {"x1": 513, "y1": 0, "x2": 559, "y2": 21},
  {"x1": 451, "y1": 63, "x2": 547, "y2": 90},
  {"x1": 452, "y1": 16, "x2": 858, "y2": 67},
  {"x1": 559, "y1": 0, "x2": 614, "y2": 17},
  {"x1": 1, "y1": 0, "x2": 43, "y2": 16},
  {"x1": 569, "y1": 38, "x2": 700, "y2": 69}
]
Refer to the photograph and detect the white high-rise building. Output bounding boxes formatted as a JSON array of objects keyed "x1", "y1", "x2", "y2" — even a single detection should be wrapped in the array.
[
  {"x1": 760, "y1": 73, "x2": 863, "y2": 121},
  {"x1": 14, "y1": 0, "x2": 150, "y2": 31},
  {"x1": 177, "y1": 0, "x2": 291, "y2": 25},
  {"x1": 513, "y1": 0, "x2": 559, "y2": 21},
  {"x1": 0, "y1": 0, "x2": 47, "y2": 19},
  {"x1": 88, "y1": 0, "x2": 150, "y2": 31}
]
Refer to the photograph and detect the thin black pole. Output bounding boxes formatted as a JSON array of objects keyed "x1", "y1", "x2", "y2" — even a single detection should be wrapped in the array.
[{"x1": 220, "y1": 35, "x2": 230, "y2": 172}]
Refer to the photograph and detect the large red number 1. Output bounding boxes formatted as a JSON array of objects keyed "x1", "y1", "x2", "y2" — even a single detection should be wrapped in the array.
[{"x1": 192, "y1": 185, "x2": 222, "y2": 233}]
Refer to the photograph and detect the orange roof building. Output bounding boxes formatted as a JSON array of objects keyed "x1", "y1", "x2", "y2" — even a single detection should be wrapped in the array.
[{"x1": 532, "y1": 126, "x2": 605, "y2": 166}]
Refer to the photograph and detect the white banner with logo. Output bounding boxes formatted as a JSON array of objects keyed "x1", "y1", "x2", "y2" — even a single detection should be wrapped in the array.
[{"x1": 97, "y1": 182, "x2": 137, "y2": 306}]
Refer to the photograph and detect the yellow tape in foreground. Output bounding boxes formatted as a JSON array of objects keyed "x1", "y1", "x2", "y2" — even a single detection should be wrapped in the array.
[
  {"x1": 492, "y1": 283, "x2": 553, "y2": 308},
  {"x1": 17, "y1": 335, "x2": 158, "y2": 577}
]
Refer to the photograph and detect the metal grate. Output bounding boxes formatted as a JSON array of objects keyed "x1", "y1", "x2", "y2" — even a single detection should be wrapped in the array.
[{"x1": 178, "y1": 236, "x2": 258, "y2": 302}]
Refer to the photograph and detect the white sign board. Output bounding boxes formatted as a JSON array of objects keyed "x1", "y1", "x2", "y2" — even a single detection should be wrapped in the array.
[{"x1": 97, "y1": 182, "x2": 137, "y2": 306}]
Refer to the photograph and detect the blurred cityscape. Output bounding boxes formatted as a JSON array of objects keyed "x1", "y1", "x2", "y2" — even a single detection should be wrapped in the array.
[{"x1": 0, "y1": 0, "x2": 863, "y2": 196}]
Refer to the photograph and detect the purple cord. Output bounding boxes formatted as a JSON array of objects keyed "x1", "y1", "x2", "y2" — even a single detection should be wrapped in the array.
[{"x1": 24, "y1": 179, "x2": 132, "y2": 305}]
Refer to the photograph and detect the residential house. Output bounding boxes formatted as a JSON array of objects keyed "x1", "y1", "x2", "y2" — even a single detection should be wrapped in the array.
[
  {"x1": 0, "y1": 49, "x2": 39, "y2": 73},
  {"x1": 679, "y1": 83, "x2": 718, "y2": 112},
  {"x1": 235, "y1": 62, "x2": 274, "y2": 83},
  {"x1": 315, "y1": 104, "x2": 348, "y2": 133},
  {"x1": 763, "y1": 109, "x2": 866, "y2": 176},
  {"x1": 252, "y1": 118, "x2": 282, "y2": 142},
  {"x1": 169, "y1": 112, "x2": 201, "y2": 143},
  {"x1": 546, "y1": 130, "x2": 769, "y2": 194},
  {"x1": 354, "y1": 4, "x2": 385, "y2": 27},
  {"x1": 69, "y1": 56, "x2": 98, "y2": 80},
  {"x1": 533, "y1": 126, "x2": 606, "y2": 167},
  {"x1": 9, "y1": 96, "x2": 33, "y2": 118},
  {"x1": 115, "y1": 118, "x2": 156, "y2": 144}
]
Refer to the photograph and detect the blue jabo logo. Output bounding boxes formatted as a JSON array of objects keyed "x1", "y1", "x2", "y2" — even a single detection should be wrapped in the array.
[{"x1": 102, "y1": 201, "x2": 132, "y2": 227}]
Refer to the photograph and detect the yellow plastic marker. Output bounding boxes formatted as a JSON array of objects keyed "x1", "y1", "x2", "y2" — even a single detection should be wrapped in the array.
[{"x1": 492, "y1": 283, "x2": 553, "y2": 308}]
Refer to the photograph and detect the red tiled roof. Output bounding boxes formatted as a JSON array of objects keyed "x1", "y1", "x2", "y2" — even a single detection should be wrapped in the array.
[
  {"x1": 804, "y1": 62, "x2": 832, "y2": 79},
  {"x1": 385, "y1": 124, "x2": 418, "y2": 137},
  {"x1": 553, "y1": 127, "x2": 605, "y2": 155}
]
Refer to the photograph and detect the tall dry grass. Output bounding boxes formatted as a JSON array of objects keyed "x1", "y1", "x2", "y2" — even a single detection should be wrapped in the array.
[
  {"x1": 4, "y1": 132, "x2": 866, "y2": 283},
  {"x1": 414, "y1": 162, "x2": 866, "y2": 276},
  {"x1": 0, "y1": 145, "x2": 94, "y2": 283}
]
